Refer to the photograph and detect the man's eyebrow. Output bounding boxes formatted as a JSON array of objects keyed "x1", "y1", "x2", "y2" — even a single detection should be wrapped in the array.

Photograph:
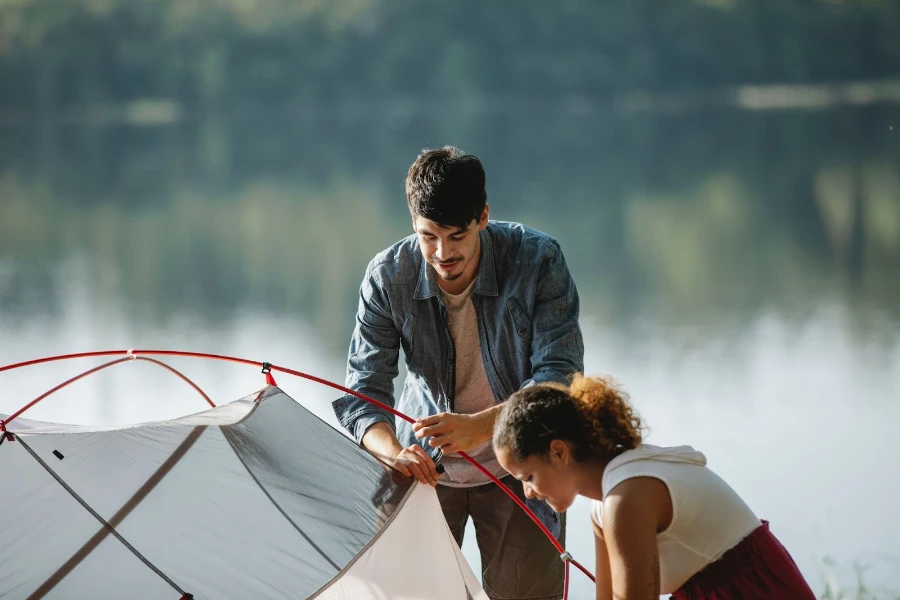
[
  {"x1": 440, "y1": 223, "x2": 469, "y2": 236},
  {"x1": 417, "y1": 224, "x2": 469, "y2": 236}
]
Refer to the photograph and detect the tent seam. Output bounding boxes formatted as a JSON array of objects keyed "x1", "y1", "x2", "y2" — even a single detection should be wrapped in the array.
[
  {"x1": 14, "y1": 432, "x2": 196, "y2": 599},
  {"x1": 305, "y1": 481, "x2": 419, "y2": 600},
  {"x1": 219, "y1": 423, "x2": 344, "y2": 572}
]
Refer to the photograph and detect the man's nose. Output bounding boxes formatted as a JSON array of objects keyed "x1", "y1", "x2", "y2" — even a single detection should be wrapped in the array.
[{"x1": 435, "y1": 240, "x2": 451, "y2": 260}]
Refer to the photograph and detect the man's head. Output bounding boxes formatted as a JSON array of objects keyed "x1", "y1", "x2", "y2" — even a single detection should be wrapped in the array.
[
  {"x1": 406, "y1": 147, "x2": 489, "y2": 289},
  {"x1": 406, "y1": 146, "x2": 487, "y2": 229}
]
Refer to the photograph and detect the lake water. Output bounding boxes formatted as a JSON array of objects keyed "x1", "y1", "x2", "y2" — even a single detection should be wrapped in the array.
[{"x1": 1, "y1": 104, "x2": 898, "y2": 598}]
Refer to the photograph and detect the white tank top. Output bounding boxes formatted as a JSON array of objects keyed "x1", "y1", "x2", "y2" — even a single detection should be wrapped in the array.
[{"x1": 589, "y1": 445, "x2": 761, "y2": 593}]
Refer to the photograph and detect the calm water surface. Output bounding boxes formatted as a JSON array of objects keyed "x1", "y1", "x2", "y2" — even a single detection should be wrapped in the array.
[{"x1": 1, "y1": 106, "x2": 898, "y2": 597}]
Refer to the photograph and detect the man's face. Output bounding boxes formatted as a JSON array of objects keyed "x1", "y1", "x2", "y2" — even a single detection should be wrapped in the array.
[{"x1": 413, "y1": 206, "x2": 489, "y2": 286}]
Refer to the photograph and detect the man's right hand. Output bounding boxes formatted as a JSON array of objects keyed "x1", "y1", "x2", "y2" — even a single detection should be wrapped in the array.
[
  {"x1": 394, "y1": 444, "x2": 441, "y2": 487},
  {"x1": 362, "y1": 422, "x2": 441, "y2": 487}
]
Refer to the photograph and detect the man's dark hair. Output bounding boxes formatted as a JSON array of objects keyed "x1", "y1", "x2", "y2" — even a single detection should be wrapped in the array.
[{"x1": 405, "y1": 146, "x2": 487, "y2": 229}]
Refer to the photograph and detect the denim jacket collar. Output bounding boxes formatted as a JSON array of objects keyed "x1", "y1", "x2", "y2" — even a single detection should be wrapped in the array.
[{"x1": 414, "y1": 228, "x2": 499, "y2": 300}]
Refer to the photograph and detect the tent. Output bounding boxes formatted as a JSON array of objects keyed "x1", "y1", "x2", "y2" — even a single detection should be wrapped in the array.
[{"x1": 0, "y1": 385, "x2": 488, "y2": 599}]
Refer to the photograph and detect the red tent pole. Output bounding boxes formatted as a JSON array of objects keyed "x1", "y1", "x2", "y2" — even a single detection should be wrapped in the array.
[{"x1": 0, "y1": 349, "x2": 596, "y2": 590}]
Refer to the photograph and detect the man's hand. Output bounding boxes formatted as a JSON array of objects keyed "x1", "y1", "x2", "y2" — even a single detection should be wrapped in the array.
[
  {"x1": 362, "y1": 422, "x2": 440, "y2": 487},
  {"x1": 393, "y1": 444, "x2": 441, "y2": 487},
  {"x1": 413, "y1": 405, "x2": 502, "y2": 455}
]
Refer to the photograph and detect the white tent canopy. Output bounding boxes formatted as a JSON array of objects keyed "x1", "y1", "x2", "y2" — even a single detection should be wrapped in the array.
[{"x1": 0, "y1": 387, "x2": 487, "y2": 599}]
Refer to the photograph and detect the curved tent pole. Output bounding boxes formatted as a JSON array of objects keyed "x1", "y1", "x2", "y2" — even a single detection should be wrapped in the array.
[
  {"x1": 2, "y1": 357, "x2": 133, "y2": 430},
  {"x1": 0, "y1": 349, "x2": 596, "y2": 593},
  {"x1": 0, "y1": 356, "x2": 215, "y2": 430},
  {"x1": 135, "y1": 357, "x2": 216, "y2": 408}
]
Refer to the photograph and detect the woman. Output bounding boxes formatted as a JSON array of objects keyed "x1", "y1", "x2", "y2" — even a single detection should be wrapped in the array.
[{"x1": 492, "y1": 374, "x2": 816, "y2": 600}]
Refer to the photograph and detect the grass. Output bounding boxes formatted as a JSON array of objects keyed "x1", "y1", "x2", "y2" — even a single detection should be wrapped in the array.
[{"x1": 817, "y1": 554, "x2": 900, "y2": 600}]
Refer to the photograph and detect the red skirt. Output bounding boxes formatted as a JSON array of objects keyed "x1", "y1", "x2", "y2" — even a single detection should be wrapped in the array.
[{"x1": 671, "y1": 521, "x2": 816, "y2": 600}]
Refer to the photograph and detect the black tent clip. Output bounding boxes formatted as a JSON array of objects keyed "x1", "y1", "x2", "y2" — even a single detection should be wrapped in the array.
[{"x1": 261, "y1": 362, "x2": 278, "y2": 386}]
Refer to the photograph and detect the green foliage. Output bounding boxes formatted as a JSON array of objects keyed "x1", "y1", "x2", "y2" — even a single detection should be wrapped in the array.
[{"x1": 2, "y1": 0, "x2": 900, "y2": 111}]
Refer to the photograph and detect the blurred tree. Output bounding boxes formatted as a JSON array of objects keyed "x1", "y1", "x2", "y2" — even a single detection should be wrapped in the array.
[{"x1": 2, "y1": 0, "x2": 900, "y2": 112}]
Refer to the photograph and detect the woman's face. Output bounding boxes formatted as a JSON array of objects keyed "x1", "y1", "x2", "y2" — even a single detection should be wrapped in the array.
[{"x1": 496, "y1": 441, "x2": 581, "y2": 513}]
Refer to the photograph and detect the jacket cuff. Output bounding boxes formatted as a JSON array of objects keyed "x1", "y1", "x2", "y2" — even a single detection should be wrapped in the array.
[
  {"x1": 333, "y1": 394, "x2": 396, "y2": 443},
  {"x1": 352, "y1": 411, "x2": 396, "y2": 444}
]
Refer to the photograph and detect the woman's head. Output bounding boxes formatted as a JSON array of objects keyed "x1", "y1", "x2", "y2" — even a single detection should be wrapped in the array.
[{"x1": 493, "y1": 374, "x2": 643, "y2": 512}]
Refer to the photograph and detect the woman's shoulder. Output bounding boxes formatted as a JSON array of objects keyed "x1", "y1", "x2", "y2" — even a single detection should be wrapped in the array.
[
  {"x1": 593, "y1": 476, "x2": 674, "y2": 534},
  {"x1": 594, "y1": 445, "x2": 707, "y2": 526},
  {"x1": 602, "y1": 444, "x2": 707, "y2": 494}
]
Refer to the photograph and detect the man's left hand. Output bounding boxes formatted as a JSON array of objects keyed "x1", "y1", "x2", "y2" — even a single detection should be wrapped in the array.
[{"x1": 413, "y1": 412, "x2": 491, "y2": 455}]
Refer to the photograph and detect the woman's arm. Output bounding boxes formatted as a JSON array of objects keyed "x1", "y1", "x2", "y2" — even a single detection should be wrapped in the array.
[
  {"x1": 593, "y1": 520, "x2": 613, "y2": 600},
  {"x1": 602, "y1": 477, "x2": 672, "y2": 599}
]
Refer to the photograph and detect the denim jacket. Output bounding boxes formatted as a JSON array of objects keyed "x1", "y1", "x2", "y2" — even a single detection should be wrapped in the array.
[{"x1": 332, "y1": 221, "x2": 584, "y2": 536}]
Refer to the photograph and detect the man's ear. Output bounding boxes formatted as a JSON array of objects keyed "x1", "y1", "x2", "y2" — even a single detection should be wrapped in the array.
[{"x1": 479, "y1": 204, "x2": 490, "y2": 229}]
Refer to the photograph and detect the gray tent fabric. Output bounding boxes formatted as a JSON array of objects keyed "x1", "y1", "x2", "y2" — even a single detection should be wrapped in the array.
[{"x1": 0, "y1": 387, "x2": 487, "y2": 599}]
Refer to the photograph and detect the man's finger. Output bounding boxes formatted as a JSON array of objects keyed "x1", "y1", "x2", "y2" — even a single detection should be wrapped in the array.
[
  {"x1": 416, "y1": 460, "x2": 437, "y2": 487},
  {"x1": 405, "y1": 460, "x2": 430, "y2": 485},
  {"x1": 415, "y1": 424, "x2": 452, "y2": 439},
  {"x1": 410, "y1": 445, "x2": 440, "y2": 486},
  {"x1": 410, "y1": 469, "x2": 429, "y2": 486},
  {"x1": 414, "y1": 414, "x2": 444, "y2": 429},
  {"x1": 413, "y1": 425, "x2": 434, "y2": 439},
  {"x1": 412, "y1": 421, "x2": 434, "y2": 435},
  {"x1": 410, "y1": 443, "x2": 433, "y2": 462},
  {"x1": 427, "y1": 434, "x2": 453, "y2": 448},
  {"x1": 421, "y1": 460, "x2": 438, "y2": 486},
  {"x1": 413, "y1": 461, "x2": 437, "y2": 486},
  {"x1": 393, "y1": 460, "x2": 412, "y2": 478}
]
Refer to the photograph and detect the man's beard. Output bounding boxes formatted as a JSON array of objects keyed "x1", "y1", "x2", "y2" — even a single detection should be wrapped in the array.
[
  {"x1": 432, "y1": 257, "x2": 463, "y2": 281},
  {"x1": 437, "y1": 269, "x2": 462, "y2": 281}
]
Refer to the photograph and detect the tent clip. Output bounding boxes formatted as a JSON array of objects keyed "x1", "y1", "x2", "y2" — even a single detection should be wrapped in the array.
[
  {"x1": 559, "y1": 551, "x2": 572, "y2": 563},
  {"x1": 261, "y1": 362, "x2": 278, "y2": 387}
]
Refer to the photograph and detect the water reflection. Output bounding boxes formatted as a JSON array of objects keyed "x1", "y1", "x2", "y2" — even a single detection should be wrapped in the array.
[{"x1": 1, "y1": 106, "x2": 899, "y2": 597}]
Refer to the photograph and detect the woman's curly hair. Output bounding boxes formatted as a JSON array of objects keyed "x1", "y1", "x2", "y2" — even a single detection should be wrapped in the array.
[{"x1": 493, "y1": 374, "x2": 644, "y2": 462}]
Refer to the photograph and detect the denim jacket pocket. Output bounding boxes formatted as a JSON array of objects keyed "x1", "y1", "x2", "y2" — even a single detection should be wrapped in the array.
[
  {"x1": 400, "y1": 313, "x2": 416, "y2": 356},
  {"x1": 506, "y1": 299, "x2": 533, "y2": 343}
]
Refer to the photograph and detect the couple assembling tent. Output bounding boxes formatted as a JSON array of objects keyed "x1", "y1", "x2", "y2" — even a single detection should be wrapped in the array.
[{"x1": 333, "y1": 147, "x2": 816, "y2": 600}]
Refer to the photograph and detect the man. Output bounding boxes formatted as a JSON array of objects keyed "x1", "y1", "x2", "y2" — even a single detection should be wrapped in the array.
[{"x1": 333, "y1": 146, "x2": 584, "y2": 600}]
